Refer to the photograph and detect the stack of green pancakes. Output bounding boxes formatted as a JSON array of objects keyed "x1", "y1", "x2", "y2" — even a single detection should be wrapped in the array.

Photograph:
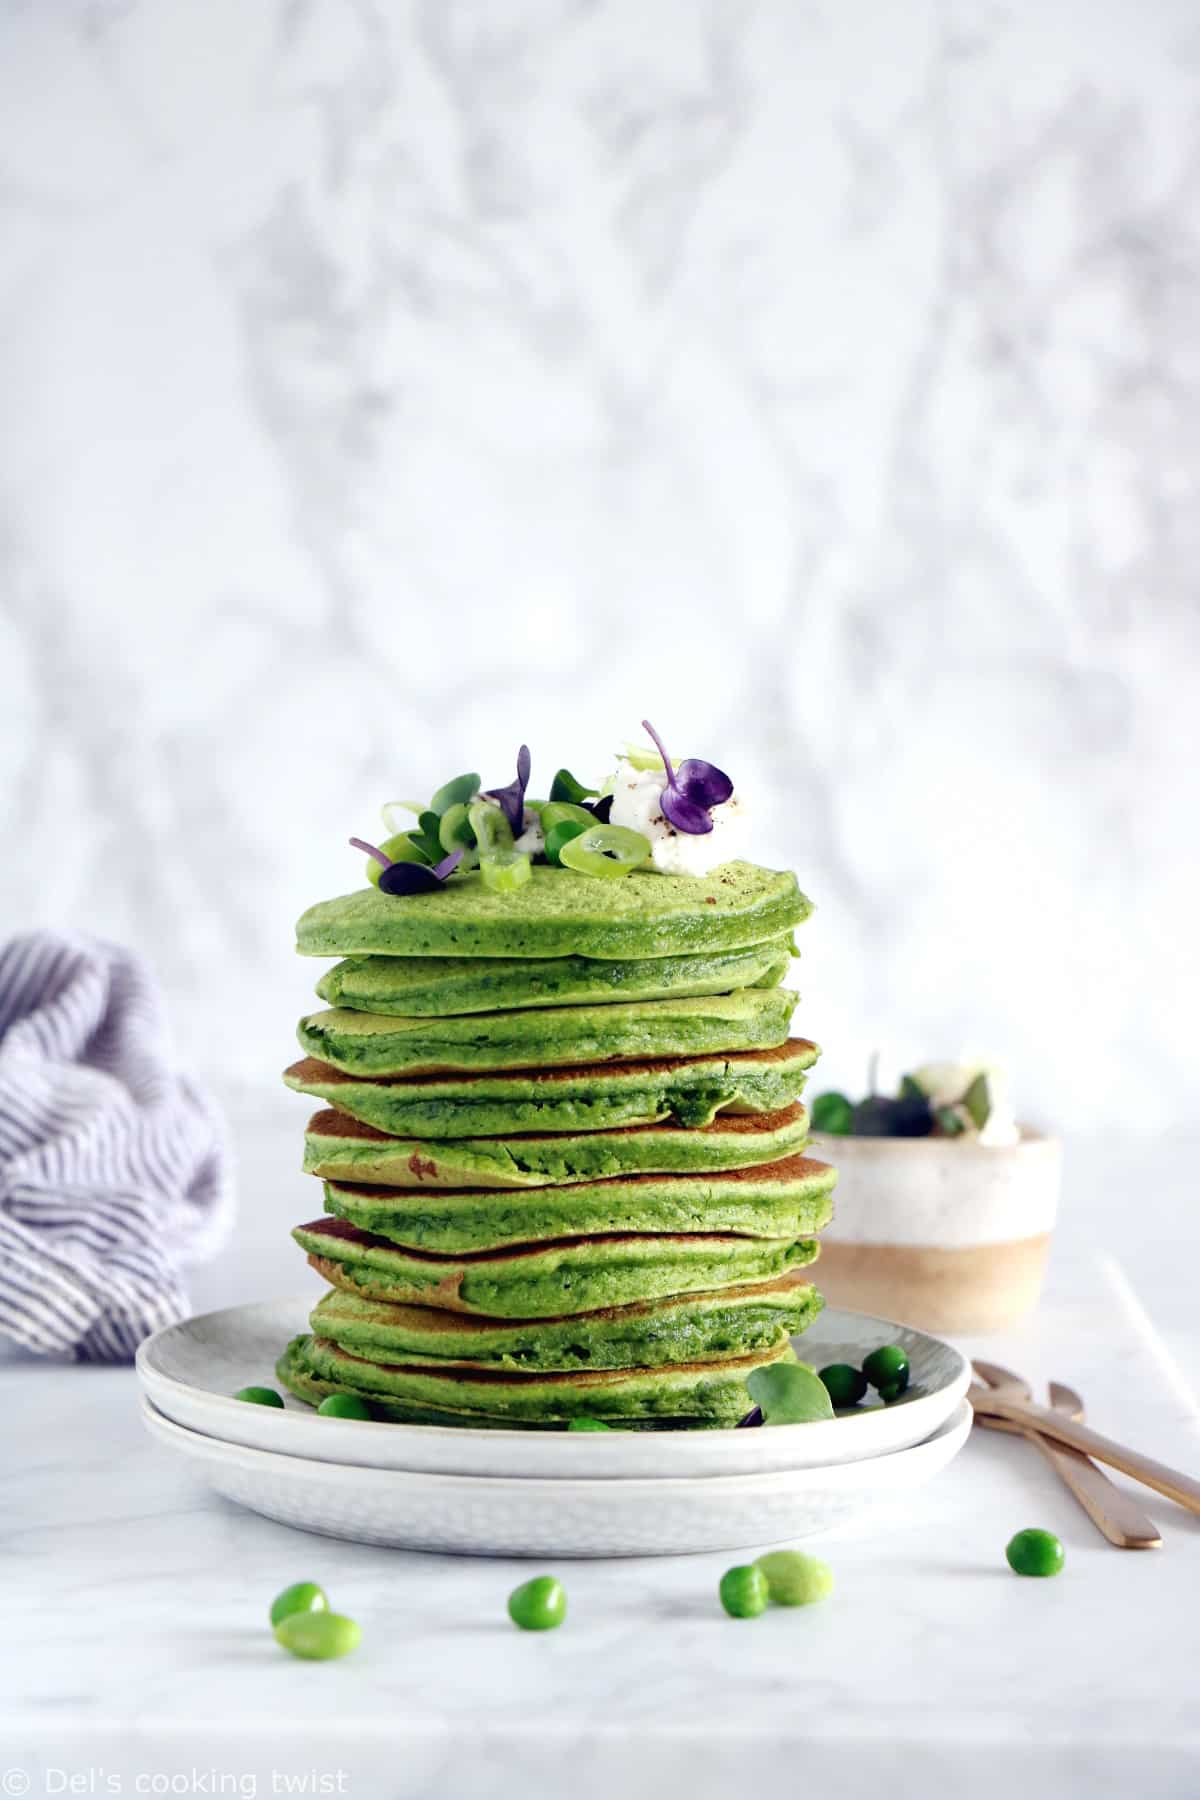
[{"x1": 278, "y1": 860, "x2": 837, "y2": 1430}]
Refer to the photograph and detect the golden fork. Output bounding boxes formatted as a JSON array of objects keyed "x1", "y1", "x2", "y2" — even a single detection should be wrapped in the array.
[
  {"x1": 972, "y1": 1360, "x2": 1161, "y2": 1550},
  {"x1": 968, "y1": 1375, "x2": 1200, "y2": 1521}
]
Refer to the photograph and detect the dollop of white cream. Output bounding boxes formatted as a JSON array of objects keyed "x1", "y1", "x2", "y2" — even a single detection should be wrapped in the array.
[
  {"x1": 514, "y1": 808, "x2": 544, "y2": 857},
  {"x1": 606, "y1": 759, "x2": 748, "y2": 877}
]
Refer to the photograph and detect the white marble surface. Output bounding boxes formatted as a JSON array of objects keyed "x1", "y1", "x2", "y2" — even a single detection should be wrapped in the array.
[
  {"x1": 2, "y1": 0, "x2": 1200, "y2": 1135},
  {"x1": 1, "y1": 1122, "x2": 1198, "y2": 1798}
]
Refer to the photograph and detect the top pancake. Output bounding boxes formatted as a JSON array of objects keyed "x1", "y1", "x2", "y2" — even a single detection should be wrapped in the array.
[{"x1": 295, "y1": 861, "x2": 810, "y2": 961}]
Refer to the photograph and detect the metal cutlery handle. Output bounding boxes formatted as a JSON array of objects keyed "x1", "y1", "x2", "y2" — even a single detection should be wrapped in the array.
[
  {"x1": 1030, "y1": 1434, "x2": 1162, "y2": 1548},
  {"x1": 972, "y1": 1391, "x2": 1200, "y2": 1518}
]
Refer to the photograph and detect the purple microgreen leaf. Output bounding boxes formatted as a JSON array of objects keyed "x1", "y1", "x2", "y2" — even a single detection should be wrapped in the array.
[
  {"x1": 378, "y1": 861, "x2": 444, "y2": 895},
  {"x1": 675, "y1": 758, "x2": 733, "y2": 808},
  {"x1": 640, "y1": 719, "x2": 728, "y2": 835},
  {"x1": 485, "y1": 744, "x2": 532, "y2": 834},
  {"x1": 349, "y1": 836, "x2": 392, "y2": 871},
  {"x1": 639, "y1": 717, "x2": 675, "y2": 782},
  {"x1": 660, "y1": 788, "x2": 714, "y2": 835},
  {"x1": 432, "y1": 848, "x2": 464, "y2": 880},
  {"x1": 736, "y1": 1406, "x2": 764, "y2": 1429},
  {"x1": 583, "y1": 794, "x2": 614, "y2": 824}
]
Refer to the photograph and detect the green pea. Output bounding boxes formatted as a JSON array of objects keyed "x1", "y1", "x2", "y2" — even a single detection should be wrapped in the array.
[
  {"x1": 718, "y1": 1564, "x2": 769, "y2": 1619},
  {"x1": 507, "y1": 1575, "x2": 567, "y2": 1631},
  {"x1": 234, "y1": 1386, "x2": 284, "y2": 1408},
  {"x1": 269, "y1": 1582, "x2": 328, "y2": 1629},
  {"x1": 1006, "y1": 1528, "x2": 1065, "y2": 1578},
  {"x1": 567, "y1": 1417, "x2": 612, "y2": 1432},
  {"x1": 273, "y1": 1610, "x2": 361, "y2": 1660},
  {"x1": 862, "y1": 1344, "x2": 909, "y2": 1395},
  {"x1": 755, "y1": 1550, "x2": 833, "y2": 1607},
  {"x1": 818, "y1": 1363, "x2": 868, "y2": 1408},
  {"x1": 876, "y1": 1379, "x2": 907, "y2": 1404},
  {"x1": 317, "y1": 1392, "x2": 373, "y2": 1420},
  {"x1": 544, "y1": 819, "x2": 587, "y2": 866}
]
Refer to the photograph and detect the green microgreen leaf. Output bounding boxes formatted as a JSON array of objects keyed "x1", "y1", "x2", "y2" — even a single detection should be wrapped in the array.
[
  {"x1": 549, "y1": 768, "x2": 599, "y2": 805},
  {"x1": 429, "y1": 773, "x2": 481, "y2": 818},
  {"x1": 745, "y1": 1362, "x2": 835, "y2": 1426},
  {"x1": 963, "y1": 1071, "x2": 991, "y2": 1130},
  {"x1": 810, "y1": 1091, "x2": 854, "y2": 1135},
  {"x1": 414, "y1": 810, "x2": 445, "y2": 862},
  {"x1": 935, "y1": 1104, "x2": 967, "y2": 1136}
]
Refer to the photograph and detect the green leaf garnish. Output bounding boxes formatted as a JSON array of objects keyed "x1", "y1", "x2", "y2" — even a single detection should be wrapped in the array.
[
  {"x1": 745, "y1": 1362, "x2": 835, "y2": 1425},
  {"x1": 963, "y1": 1071, "x2": 991, "y2": 1130},
  {"x1": 810, "y1": 1091, "x2": 854, "y2": 1135},
  {"x1": 412, "y1": 810, "x2": 445, "y2": 864},
  {"x1": 430, "y1": 773, "x2": 481, "y2": 817},
  {"x1": 899, "y1": 1074, "x2": 926, "y2": 1102},
  {"x1": 549, "y1": 768, "x2": 598, "y2": 805},
  {"x1": 935, "y1": 1104, "x2": 967, "y2": 1136}
]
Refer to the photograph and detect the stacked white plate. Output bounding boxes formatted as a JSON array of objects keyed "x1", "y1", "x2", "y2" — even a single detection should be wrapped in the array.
[{"x1": 137, "y1": 1299, "x2": 972, "y2": 1556}]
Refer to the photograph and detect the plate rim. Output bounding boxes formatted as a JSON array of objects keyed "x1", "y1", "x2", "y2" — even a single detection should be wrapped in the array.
[
  {"x1": 136, "y1": 1294, "x2": 970, "y2": 1454},
  {"x1": 140, "y1": 1392, "x2": 974, "y2": 1496}
]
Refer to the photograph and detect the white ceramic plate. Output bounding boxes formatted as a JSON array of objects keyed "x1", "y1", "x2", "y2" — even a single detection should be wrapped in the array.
[
  {"x1": 141, "y1": 1394, "x2": 972, "y2": 1556},
  {"x1": 137, "y1": 1297, "x2": 969, "y2": 1478}
]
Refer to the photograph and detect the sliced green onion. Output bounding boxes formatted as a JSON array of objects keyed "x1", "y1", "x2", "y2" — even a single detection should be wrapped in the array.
[
  {"x1": 480, "y1": 850, "x2": 532, "y2": 893},
  {"x1": 540, "y1": 801, "x2": 594, "y2": 833},
  {"x1": 558, "y1": 824, "x2": 651, "y2": 879},
  {"x1": 469, "y1": 799, "x2": 515, "y2": 857}
]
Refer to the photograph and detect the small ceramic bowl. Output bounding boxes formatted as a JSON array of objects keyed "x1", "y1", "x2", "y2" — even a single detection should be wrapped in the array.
[{"x1": 811, "y1": 1129, "x2": 1062, "y2": 1333}]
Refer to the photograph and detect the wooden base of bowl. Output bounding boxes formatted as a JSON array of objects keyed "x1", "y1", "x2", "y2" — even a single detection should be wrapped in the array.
[{"x1": 814, "y1": 1234, "x2": 1052, "y2": 1335}]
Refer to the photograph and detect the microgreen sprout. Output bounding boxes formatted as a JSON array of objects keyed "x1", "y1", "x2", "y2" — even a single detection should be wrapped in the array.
[
  {"x1": 639, "y1": 719, "x2": 733, "y2": 836},
  {"x1": 349, "y1": 837, "x2": 463, "y2": 895},
  {"x1": 485, "y1": 745, "x2": 532, "y2": 835}
]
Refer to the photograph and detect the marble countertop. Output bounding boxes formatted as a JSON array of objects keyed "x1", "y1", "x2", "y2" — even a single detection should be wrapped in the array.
[{"x1": 3, "y1": 1119, "x2": 1199, "y2": 1800}]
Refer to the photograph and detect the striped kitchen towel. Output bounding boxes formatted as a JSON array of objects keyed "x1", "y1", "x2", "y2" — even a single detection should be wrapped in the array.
[{"x1": 0, "y1": 931, "x2": 234, "y2": 1361}]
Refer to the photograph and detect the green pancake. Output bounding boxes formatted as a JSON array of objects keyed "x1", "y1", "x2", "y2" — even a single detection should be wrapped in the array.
[
  {"x1": 310, "y1": 1274, "x2": 822, "y2": 1373},
  {"x1": 297, "y1": 987, "x2": 797, "y2": 1078},
  {"x1": 296, "y1": 861, "x2": 809, "y2": 961},
  {"x1": 294, "y1": 1217, "x2": 819, "y2": 1318},
  {"x1": 285, "y1": 1040, "x2": 816, "y2": 1138},
  {"x1": 320, "y1": 1152, "x2": 835, "y2": 1253},
  {"x1": 315, "y1": 937, "x2": 792, "y2": 1016},
  {"x1": 278, "y1": 1331, "x2": 797, "y2": 1428},
  {"x1": 302, "y1": 1103, "x2": 813, "y2": 1188}
]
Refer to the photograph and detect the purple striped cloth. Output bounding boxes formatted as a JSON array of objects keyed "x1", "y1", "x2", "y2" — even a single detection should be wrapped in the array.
[{"x1": 0, "y1": 931, "x2": 233, "y2": 1361}]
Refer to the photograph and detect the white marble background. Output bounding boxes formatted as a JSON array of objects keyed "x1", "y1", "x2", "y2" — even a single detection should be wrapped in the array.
[{"x1": 1, "y1": 0, "x2": 1198, "y2": 1135}]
